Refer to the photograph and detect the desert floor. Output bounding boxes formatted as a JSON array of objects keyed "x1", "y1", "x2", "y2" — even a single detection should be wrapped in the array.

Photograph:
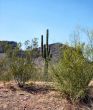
[{"x1": 0, "y1": 81, "x2": 92, "y2": 110}]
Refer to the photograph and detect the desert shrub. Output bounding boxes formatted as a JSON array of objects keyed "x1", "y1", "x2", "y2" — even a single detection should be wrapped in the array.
[
  {"x1": 0, "y1": 58, "x2": 6, "y2": 75},
  {"x1": 0, "y1": 72, "x2": 13, "y2": 82},
  {"x1": 0, "y1": 39, "x2": 40, "y2": 86},
  {"x1": 10, "y1": 56, "x2": 36, "y2": 86},
  {"x1": 51, "y1": 45, "x2": 93, "y2": 102},
  {"x1": 5, "y1": 40, "x2": 38, "y2": 86},
  {"x1": 0, "y1": 58, "x2": 13, "y2": 82}
]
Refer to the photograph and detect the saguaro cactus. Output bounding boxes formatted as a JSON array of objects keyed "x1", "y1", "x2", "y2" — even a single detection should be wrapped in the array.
[
  {"x1": 41, "y1": 29, "x2": 52, "y2": 81},
  {"x1": 41, "y1": 35, "x2": 44, "y2": 57}
]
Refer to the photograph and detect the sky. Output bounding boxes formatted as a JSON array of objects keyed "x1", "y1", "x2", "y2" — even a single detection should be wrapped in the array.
[{"x1": 0, "y1": 0, "x2": 93, "y2": 46}]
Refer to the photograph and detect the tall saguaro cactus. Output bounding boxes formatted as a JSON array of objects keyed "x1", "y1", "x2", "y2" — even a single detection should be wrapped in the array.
[{"x1": 41, "y1": 29, "x2": 52, "y2": 81}]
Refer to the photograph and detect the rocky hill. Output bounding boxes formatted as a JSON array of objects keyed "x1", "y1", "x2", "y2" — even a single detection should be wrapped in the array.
[
  {"x1": 0, "y1": 41, "x2": 64, "y2": 66},
  {"x1": 0, "y1": 41, "x2": 17, "y2": 53},
  {"x1": 34, "y1": 43, "x2": 63, "y2": 67}
]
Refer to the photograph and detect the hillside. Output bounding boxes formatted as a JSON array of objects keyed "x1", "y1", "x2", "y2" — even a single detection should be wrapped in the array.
[
  {"x1": 0, "y1": 41, "x2": 17, "y2": 53},
  {"x1": 0, "y1": 41, "x2": 63, "y2": 65}
]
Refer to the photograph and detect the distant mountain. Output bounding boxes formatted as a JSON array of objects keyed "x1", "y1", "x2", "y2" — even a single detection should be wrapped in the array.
[
  {"x1": 0, "y1": 41, "x2": 64, "y2": 66},
  {"x1": 34, "y1": 43, "x2": 64, "y2": 67},
  {"x1": 0, "y1": 41, "x2": 17, "y2": 53}
]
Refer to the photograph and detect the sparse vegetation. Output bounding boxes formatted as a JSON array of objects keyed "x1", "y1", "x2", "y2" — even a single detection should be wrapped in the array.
[
  {"x1": 0, "y1": 39, "x2": 38, "y2": 86},
  {"x1": 0, "y1": 29, "x2": 93, "y2": 109}
]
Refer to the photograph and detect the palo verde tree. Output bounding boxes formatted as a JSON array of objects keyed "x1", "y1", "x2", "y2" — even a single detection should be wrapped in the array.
[
  {"x1": 83, "y1": 29, "x2": 93, "y2": 61},
  {"x1": 51, "y1": 44, "x2": 93, "y2": 102},
  {"x1": 51, "y1": 28, "x2": 93, "y2": 102},
  {"x1": 41, "y1": 29, "x2": 52, "y2": 81}
]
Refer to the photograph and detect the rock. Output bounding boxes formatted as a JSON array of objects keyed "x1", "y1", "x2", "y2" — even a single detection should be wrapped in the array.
[{"x1": 3, "y1": 104, "x2": 7, "y2": 109}]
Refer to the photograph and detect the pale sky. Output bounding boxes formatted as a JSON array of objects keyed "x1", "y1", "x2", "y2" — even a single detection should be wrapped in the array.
[{"x1": 0, "y1": 0, "x2": 93, "y2": 45}]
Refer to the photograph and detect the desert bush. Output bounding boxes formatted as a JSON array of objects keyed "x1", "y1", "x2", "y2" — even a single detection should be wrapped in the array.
[
  {"x1": 0, "y1": 58, "x2": 6, "y2": 75},
  {"x1": 0, "y1": 72, "x2": 13, "y2": 82},
  {"x1": 10, "y1": 53, "x2": 36, "y2": 86},
  {"x1": 9, "y1": 41, "x2": 38, "y2": 86},
  {"x1": 0, "y1": 57, "x2": 13, "y2": 82},
  {"x1": 10, "y1": 56, "x2": 36, "y2": 86},
  {"x1": 51, "y1": 45, "x2": 93, "y2": 102}
]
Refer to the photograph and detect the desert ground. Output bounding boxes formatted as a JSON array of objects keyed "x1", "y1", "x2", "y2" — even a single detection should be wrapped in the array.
[{"x1": 0, "y1": 81, "x2": 93, "y2": 110}]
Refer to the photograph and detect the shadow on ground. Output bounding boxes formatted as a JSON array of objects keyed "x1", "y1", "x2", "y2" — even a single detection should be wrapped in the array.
[{"x1": 18, "y1": 83, "x2": 54, "y2": 94}]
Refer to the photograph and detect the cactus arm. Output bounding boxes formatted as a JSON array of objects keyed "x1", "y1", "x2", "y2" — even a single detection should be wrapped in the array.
[
  {"x1": 41, "y1": 35, "x2": 44, "y2": 57},
  {"x1": 43, "y1": 44, "x2": 46, "y2": 59},
  {"x1": 46, "y1": 29, "x2": 49, "y2": 58}
]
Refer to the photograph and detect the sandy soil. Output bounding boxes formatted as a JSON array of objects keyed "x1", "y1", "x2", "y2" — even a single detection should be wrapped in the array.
[{"x1": 0, "y1": 81, "x2": 92, "y2": 110}]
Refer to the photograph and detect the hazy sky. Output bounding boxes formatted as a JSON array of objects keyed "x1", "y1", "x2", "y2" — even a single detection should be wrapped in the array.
[{"x1": 0, "y1": 0, "x2": 93, "y2": 45}]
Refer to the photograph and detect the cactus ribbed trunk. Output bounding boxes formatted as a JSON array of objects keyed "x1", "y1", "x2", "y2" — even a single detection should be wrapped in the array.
[
  {"x1": 44, "y1": 44, "x2": 46, "y2": 59},
  {"x1": 44, "y1": 59, "x2": 48, "y2": 81},
  {"x1": 41, "y1": 35, "x2": 43, "y2": 57}
]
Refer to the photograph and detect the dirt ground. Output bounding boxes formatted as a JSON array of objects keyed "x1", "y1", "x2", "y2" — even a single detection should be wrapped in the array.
[{"x1": 0, "y1": 81, "x2": 92, "y2": 110}]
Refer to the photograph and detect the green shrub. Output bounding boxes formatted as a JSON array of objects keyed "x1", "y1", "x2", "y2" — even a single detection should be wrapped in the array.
[
  {"x1": 6, "y1": 40, "x2": 38, "y2": 86},
  {"x1": 0, "y1": 72, "x2": 13, "y2": 82},
  {"x1": 10, "y1": 57, "x2": 36, "y2": 86},
  {"x1": 0, "y1": 58, "x2": 5, "y2": 75},
  {"x1": 0, "y1": 58, "x2": 13, "y2": 82},
  {"x1": 51, "y1": 45, "x2": 93, "y2": 102}
]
